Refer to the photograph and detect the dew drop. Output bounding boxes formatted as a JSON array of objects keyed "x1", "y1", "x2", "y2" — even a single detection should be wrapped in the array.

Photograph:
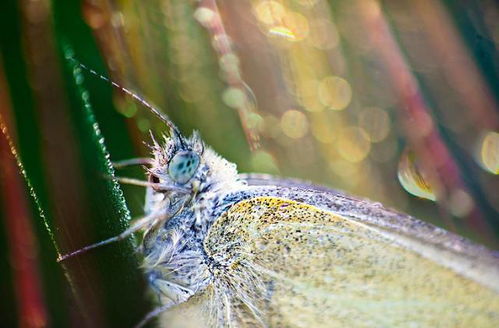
[
  {"x1": 397, "y1": 149, "x2": 436, "y2": 201},
  {"x1": 476, "y1": 131, "x2": 499, "y2": 174},
  {"x1": 222, "y1": 87, "x2": 246, "y2": 109},
  {"x1": 193, "y1": 7, "x2": 216, "y2": 28}
]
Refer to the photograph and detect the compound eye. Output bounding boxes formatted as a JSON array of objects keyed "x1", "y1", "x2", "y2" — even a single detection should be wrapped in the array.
[{"x1": 168, "y1": 151, "x2": 200, "y2": 184}]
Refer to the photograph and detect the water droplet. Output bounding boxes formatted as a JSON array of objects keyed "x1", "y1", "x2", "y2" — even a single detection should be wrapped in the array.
[
  {"x1": 193, "y1": 7, "x2": 216, "y2": 28},
  {"x1": 212, "y1": 34, "x2": 232, "y2": 53},
  {"x1": 219, "y1": 53, "x2": 240, "y2": 74},
  {"x1": 476, "y1": 131, "x2": 499, "y2": 174},
  {"x1": 75, "y1": 73, "x2": 84, "y2": 85},
  {"x1": 222, "y1": 87, "x2": 246, "y2": 109},
  {"x1": 397, "y1": 149, "x2": 436, "y2": 201},
  {"x1": 81, "y1": 90, "x2": 90, "y2": 102}
]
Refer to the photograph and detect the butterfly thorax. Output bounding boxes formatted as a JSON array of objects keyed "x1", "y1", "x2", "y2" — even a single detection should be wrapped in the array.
[
  {"x1": 139, "y1": 132, "x2": 246, "y2": 307},
  {"x1": 140, "y1": 182, "x2": 247, "y2": 308}
]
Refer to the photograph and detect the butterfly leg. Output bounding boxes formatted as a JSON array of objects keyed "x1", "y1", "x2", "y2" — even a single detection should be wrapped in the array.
[
  {"x1": 138, "y1": 278, "x2": 195, "y2": 328},
  {"x1": 112, "y1": 157, "x2": 153, "y2": 168},
  {"x1": 133, "y1": 301, "x2": 175, "y2": 328},
  {"x1": 57, "y1": 213, "x2": 159, "y2": 262},
  {"x1": 109, "y1": 175, "x2": 191, "y2": 193}
]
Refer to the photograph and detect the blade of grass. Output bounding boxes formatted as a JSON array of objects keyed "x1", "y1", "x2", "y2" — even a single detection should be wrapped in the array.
[
  {"x1": 0, "y1": 0, "x2": 71, "y2": 325},
  {"x1": 1, "y1": 0, "x2": 152, "y2": 326},
  {"x1": 59, "y1": 44, "x2": 152, "y2": 326},
  {"x1": 0, "y1": 116, "x2": 48, "y2": 328}
]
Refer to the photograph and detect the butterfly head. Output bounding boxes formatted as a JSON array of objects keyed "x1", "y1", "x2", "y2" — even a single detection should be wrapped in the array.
[
  {"x1": 147, "y1": 129, "x2": 205, "y2": 192},
  {"x1": 146, "y1": 128, "x2": 241, "y2": 202}
]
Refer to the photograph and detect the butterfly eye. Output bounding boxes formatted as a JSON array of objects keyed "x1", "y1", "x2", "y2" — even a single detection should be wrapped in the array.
[{"x1": 168, "y1": 151, "x2": 200, "y2": 184}]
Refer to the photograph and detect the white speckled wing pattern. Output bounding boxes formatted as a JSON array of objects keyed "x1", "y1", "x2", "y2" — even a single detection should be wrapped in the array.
[{"x1": 159, "y1": 175, "x2": 499, "y2": 328}]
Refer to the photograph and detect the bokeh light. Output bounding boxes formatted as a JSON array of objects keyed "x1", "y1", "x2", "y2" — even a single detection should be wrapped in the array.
[
  {"x1": 318, "y1": 76, "x2": 352, "y2": 110},
  {"x1": 358, "y1": 107, "x2": 390, "y2": 143},
  {"x1": 336, "y1": 127, "x2": 371, "y2": 163},
  {"x1": 254, "y1": 1, "x2": 286, "y2": 26},
  {"x1": 280, "y1": 110, "x2": 309, "y2": 139},
  {"x1": 78, "y1": 0, "x2": 499, "y2": 245}
]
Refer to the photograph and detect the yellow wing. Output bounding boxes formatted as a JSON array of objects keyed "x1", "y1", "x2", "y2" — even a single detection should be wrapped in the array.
[{"x1": 161, "y1": 196, "x2": 499, "y2": 327}]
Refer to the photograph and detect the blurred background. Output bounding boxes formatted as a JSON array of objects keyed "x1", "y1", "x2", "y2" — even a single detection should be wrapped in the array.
[{"x1": 0, "y1": 0, "x2": 498, "y2": 327}]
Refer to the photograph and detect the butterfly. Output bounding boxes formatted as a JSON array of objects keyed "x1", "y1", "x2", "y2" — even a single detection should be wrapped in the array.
[{"x1": 59, "y1": 64, "x2": 499, "y2": 328}]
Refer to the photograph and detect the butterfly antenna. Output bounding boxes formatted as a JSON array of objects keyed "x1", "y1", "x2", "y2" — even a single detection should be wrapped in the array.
[{"x1": 72, "y1": 58, "x2": 180, "y2": 136}]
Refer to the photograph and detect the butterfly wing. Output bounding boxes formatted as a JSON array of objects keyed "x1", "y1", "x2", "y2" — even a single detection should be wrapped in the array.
[
  {"x1": 160, "y1": 175, "x2": 499, "y2": 327},
  {"x1": 201, "y1": 184, "x2": 499, "y2": 327},
  {"x1": 239, "y1": 173, "x2": 499, "y2": 291}
]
